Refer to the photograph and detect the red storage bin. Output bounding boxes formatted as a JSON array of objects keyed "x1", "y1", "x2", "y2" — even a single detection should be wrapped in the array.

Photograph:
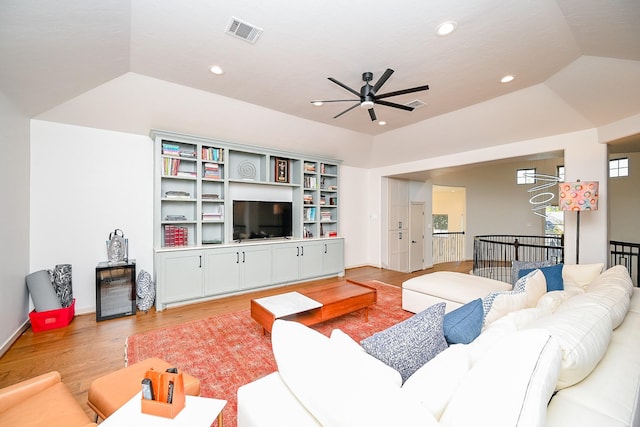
[{"x1": 29, "y1": 299, "x2": 75, "y2": 332}]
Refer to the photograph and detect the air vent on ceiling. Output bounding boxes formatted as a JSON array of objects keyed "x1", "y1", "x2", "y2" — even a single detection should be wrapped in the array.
[
  {"x1": 406, "y1": 100, "x2": 427, "y2": 109},
  {"x1": 226, "y1": 17, "x2": 263, "y2": 43}
]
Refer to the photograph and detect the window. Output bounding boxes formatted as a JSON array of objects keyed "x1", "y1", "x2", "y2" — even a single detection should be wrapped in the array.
[
  {"x1": 517, "y1": 168, "x2": 536, "y2": 185},
  {"x1": 432, "y1": 214, "x2": 449, "y2": 232},
  {"x1": 556, "y1": 166, "x2": 565, "y2": 182},
  {"x1": 609, "y1": 158, "x2": 629, "y2": 178}
]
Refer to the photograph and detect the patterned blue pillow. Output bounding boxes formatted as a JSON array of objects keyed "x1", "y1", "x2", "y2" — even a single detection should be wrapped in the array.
[
  {"x1": 360, "y1": 302, "x2": 448, "y2": 383},
  {"x1": 511, "y1": 260, "x2": 553, "y2": 285},
  {"x1": 443, "y1": 298, "x2": 483, "y2": 345},
  {"x1": 519, "y1": 263, "x2": 564, "y2": 292}
]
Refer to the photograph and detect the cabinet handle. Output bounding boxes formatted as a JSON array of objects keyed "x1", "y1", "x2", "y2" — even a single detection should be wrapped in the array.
[
  {"x1": 301, "y1": 246, "x2": 304, "y2": 256},
  {"x1": 242, "y1": 251, "x2": 246, "y2": 263},
  {"x1": 297, "y1": 246, "x2": 300, "y2": 257},
  {"x1": 199, "y1": 255, "x2": 202, "y2": 268},
  {"x1": 324, "y1": 244, "x2": 327, "y2": 254},
  {"x1": 236, "y1": 252, "x2": 239, "y2": 264},
  {"x1": 398, "y1": 221, "x2": 403, "y2": 229},
  {"x1": 399, "y1": 232, "x2": 403, "y2": 239}
]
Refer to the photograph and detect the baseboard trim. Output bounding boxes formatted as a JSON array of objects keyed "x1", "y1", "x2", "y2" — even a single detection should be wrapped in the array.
[{"x1": 0, "y1": 320, "x2": 30, "y2": 358}]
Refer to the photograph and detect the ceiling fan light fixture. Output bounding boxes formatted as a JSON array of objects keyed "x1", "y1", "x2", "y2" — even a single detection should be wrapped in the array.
[
  {"x1": 312, "y1": 101, "x2": 323, "y2": 106},
  {"x1": 378, "y1": 121, "x2": 387, "y2": 126},
  {"x1": 435, "y1": 21, "x2": 457, "y2": 37},
  {"x1": 360, "y1": 100, "x2": 374, "y2": 109}
]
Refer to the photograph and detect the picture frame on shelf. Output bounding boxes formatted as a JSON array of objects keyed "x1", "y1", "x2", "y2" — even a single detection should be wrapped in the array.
[{"x1": 275, "y1": 157, "x2": 289, "y2": 183}]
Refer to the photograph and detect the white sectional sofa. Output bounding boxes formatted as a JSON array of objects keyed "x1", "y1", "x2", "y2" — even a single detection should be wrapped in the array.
[{"x1": 237, "y1": 264, "x2": 639, "y2": 427}]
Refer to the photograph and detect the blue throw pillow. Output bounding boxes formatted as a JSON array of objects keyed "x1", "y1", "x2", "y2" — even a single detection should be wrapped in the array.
[
  {"x1": 511, "y1": 260, "x2": 553, "y2": 285},
  {"x1": 360, "y1": 302, "x2": 448, "y2": 383},
  {"x1": 519, "y1": 263, "x2": 564, "y2": 291},
  {"x1": 443, "y1": 298, "x2": 483, "y2": 345}
]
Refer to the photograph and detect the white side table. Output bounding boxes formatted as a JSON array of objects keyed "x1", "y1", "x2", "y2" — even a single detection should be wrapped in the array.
[{"x1": 100, "y1": 391, "x2": 226, "y2": 427}]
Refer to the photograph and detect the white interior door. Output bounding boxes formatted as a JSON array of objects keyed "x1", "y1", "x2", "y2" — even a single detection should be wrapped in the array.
[{"x1": 410, "y1": 202, "x2": 425, "y2": 272}]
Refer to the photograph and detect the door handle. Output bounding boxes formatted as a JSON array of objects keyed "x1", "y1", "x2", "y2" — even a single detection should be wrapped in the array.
[{"x1": 412, "y1": 240, "x2": 417, "y2": 243}]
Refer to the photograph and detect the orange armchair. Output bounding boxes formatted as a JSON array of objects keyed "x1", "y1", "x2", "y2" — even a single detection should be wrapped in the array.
[{"x1": 0, "y1": 371, "x2": 96, "y2": 427}]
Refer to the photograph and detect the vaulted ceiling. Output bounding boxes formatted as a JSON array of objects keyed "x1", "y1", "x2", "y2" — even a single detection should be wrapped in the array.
[{"x1": 1, "y1": 1, "x2": 639, "y2": 144}]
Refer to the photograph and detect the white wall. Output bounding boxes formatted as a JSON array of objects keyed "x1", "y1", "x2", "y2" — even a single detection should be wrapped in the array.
[
  {"x1": 338, "y1": 165, "x2": 369, "y2": 269},
  {"x1": 609, "y1": 152, "x2": 640, "y2": 244},
  {"x1": 366, "y1": 129, "x2": 610, "y2": 267},
  {"x1": 0, "y1": 92, "x2": 31, "y2": 353},
  {"x1": 30, "y1": 121, "x2": 154, "y2": 314}
]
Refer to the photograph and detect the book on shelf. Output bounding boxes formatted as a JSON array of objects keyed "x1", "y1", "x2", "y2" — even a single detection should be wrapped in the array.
[
  {"x1": 202, "y1": 147, "x2": 223, "y2": 162},
  {"x1": 304, "y1": 207, "x2": 316, "y2": 221},
  {"x1": 304, "y1": 176, "x2": 317, "y2": 189},
  {"x1": 203, "y1": 162, "x2": 222, "y2": 179},
  {"x1": 162, "y1": 143, "x2": 180, "y2": 155},
  {"x1": 202, "y1": 213, "x2": 223, "y2": 221},
  {"x1": 304, "y1": 163, "x2": 316, "y2": 172},
  {"x1": 165, "y1": 214, "x2": 187, "y2": 221},
  {"x1": 303, "y1": 194, "x2": 314, "y2": 204},
  {"x1": 164, "y1": 191, "x2": 191, "y2": 199},
  {"x1": 176, "y1": 171, "x2": 197, "y2": 178},
  {"x1": 164, "y1": 225, "x2": 189, "y2": 247},
  {"x1": 202, "y1": 193, "x2": 220, "y2": 200},
  {"x1": 320, "y1": 211, "x2": 332, "y2": 221}
]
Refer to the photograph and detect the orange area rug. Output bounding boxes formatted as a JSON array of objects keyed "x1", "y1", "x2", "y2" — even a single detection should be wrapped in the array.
[{"x1": 125, "y1": 280, "x2": 411, "y2": 427}]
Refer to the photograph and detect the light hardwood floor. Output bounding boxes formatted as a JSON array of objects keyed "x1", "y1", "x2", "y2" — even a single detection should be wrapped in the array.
[{"x1": 0, "y1": 261, "x2": 472, "y2": 420}]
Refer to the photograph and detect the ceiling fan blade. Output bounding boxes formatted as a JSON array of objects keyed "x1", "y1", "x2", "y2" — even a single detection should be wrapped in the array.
[
  {"x1": 333, "y1": 103, "x2": 360, "y2": 119},
  {"x1": 375, "y1": 84, "x2": 430, "y2": 100},
  {"x1": 328, "y1": 77, "x2": 361, "y2": 97},
  {"x1": 372, "y1": 68, "x2": 394, "y2": 94},
  {"x1": 376, "y1": 99, "x2": 414, "y2": 111},
  {"x1": 368, "y1": 108, "x2": 377, "y2": 121},
  {"x1": 310, "y1": 99, "x2": 360, "y2": 104}
]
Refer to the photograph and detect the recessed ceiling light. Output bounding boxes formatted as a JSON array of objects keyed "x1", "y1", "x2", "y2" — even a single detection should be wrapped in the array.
[
  {"x1": 500, "y1": 75, "x2": 515, "y2": 83},
  {"x1": 209, "y1": 65, "x2": 224, "y2": 75},
  {"x1": 435, "y1": 21, "x2": 457, "y2": 37},
  {"x1": 378, "y1": 121, "x2": 387, "y2": 126},
  {"x1": 312, "y1": 101, "x2": 323, "y2": 107}
]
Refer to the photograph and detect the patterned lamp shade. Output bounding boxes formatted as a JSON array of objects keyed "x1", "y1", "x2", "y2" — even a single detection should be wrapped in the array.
[{"x1": 558, "y1": 181, "x2": 599, "y2": 212}]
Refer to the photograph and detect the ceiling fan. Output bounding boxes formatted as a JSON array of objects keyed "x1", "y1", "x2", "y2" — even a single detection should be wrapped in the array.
[{"x1": 312, "y1": 68, "x2": 429, "y2": 121}]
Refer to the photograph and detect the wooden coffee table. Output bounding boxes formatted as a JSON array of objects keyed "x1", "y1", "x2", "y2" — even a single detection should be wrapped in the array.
[{"x1": 250, "y1": 279, "x2": 377, "y2": 334}]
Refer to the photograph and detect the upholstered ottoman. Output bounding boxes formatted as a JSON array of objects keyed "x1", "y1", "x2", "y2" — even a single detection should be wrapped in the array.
[
  {"x1": 87, "y1": 357, "x2": 201, "y2": 420},
  {"x1": 402, "y1": 271, "x2": 512, "y2": 314}
]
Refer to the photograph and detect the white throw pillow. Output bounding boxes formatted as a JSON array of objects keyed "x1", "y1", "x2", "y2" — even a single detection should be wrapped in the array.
[
  {"x1": 527, "y1": 303, "x2": 612, "y2": 389},
  {"x1": 400, "y1": 344, "x2": 471, "y2": 420},
  {"x1": 513, "y1": 269, "x2": 547, "y2": 308},
  {"x1": 440, "y1": 329, "x2": 562, "y2": 427},
  {"x1": 482, "y1": 287, "x2": 528, "y2": 326},
  {"x1": 272, "y1": 320, "x2": 438, "y2": 427},
  {"x1": 562, "y1": 263, "x2": 604, "y2": 290}
]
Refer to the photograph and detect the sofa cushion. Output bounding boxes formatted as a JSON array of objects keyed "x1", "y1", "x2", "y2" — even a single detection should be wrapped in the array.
[
  {"x1": 513, "y1": 269, "x2": 548, "y2": 308},
  {"x1": 443, "y1": 298, "x2": 483, "y2": 344},
  {"x1": 527, "y1": 303, "x2": 612, "y2": 389},
  {"x1": 329, "y1": 329, "x2": 402, "y2": 388},
  {"x1": 439, "y1": 329, "x2": 562, "y2": 427},
  {"x1": 482, "y1": 285, "x2": 528, "y2": 327},
  {"x1": 361, "y1": 303, "x2": 448, "y2": 383},
  {"x1": 536, "y1": 288, "x2": 585, "y2": 313},
  {"x1": 520, "y1": 263, "x2": 564, "y2": 292},
  {"x1": 401, "y1": 344, "x2": 471, "y2": 420},
  {"x1": 272, "y1": 319, "x2": 438, "y2": 427},
  {"x1": 562, "y1": 263, "x2": 604, "y2": 290},
  {"x1": 511, "y1": 259, "x2": 552, "y2": 285}
]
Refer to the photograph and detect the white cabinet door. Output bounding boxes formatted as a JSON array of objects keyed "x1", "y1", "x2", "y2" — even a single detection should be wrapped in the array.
[
  {"x1": 156, "y1": 250, "x2": 204, "y2": 308},
  {"x1": 204, "y1": 248, "x2": 241, "y2": 296},
  {"x1": 272, "y1": 243, "x2": 300, "y2": 284},
  {"x1": 389, "y1": 179, "x2": 409, "y2": 230},
  {"x1": 322, "y1": 239, "x2": 345, "y2": 275},
  {"x1": 299, "y1": 241, "x2": 324, "y2": 280},
  {"x1": 240, "y1": 245, "x2": 273, "y2": 289},
  {"x1": 388, "y1": 230, "x2": 410, "y2": 273}
]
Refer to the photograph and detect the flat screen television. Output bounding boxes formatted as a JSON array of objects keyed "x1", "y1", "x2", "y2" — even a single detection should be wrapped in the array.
[{"x1": 233, "y1": 200, "x2": 293, "y2": 240}]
